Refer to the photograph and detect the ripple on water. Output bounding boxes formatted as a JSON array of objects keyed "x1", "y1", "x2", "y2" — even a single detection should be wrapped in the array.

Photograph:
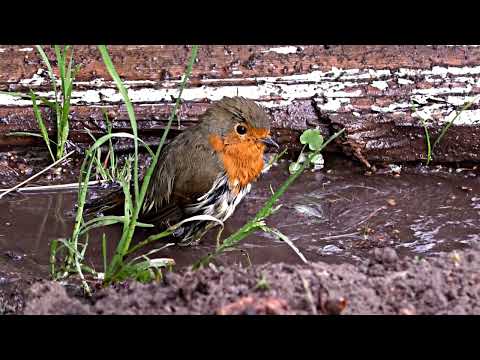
[
  {"x1": 293, "y1": 204, "x2": 325, "y2": 220},
  {"x1": 2, "y1": 157, "x2": 480, "y2": 274}
]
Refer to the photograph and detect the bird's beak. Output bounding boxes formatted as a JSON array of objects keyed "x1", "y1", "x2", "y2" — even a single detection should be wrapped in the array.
[{"x1": 261, "y1": 136, "x2": 280, "y2": 149}]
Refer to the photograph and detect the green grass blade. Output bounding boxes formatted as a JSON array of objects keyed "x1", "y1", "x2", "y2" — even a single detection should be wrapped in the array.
[
  {"x1": 119, "y1": 157, "x2": 134, "y2": 214},
  {"x1": 102, "y1": 233, "x2": 107, "y2": 274},
  {"x1": 54, "y1": 45, "x2": 66, "y2": 98},
  {"x1": 36, "y1": 45, "x2": 62, "y2": 151},
  {"x1": 98, "y1": 45, "x2": 140, "y2": 204},
  {"x1": 79, "y1": 233, "x2": 89, "y2": 258},
  {"x1": 36, "y1": 46, "x2": 58, "y2": 93},
  {"x1": 79, "y1": 215, "x2": 153, "y2": 235},
  {"x1": 85, "y1": 132, "x2": 155, "y2": 157},
  {"x1": 100, "y1": 45, "x2": 198, "y2": 283},
  {"x1": 424, "y1": 124, "x2": 432, "y2": 165},
  {"x1": 30, "y1": 90, "x2": 55, "y2": 162},
  {"x1": 60, "y1": 47, "x2": 76, "y2": 156},
  {"x1": 104, "y1": 111, "x2": 117, "y2": 179},
  {"x1": 66, "y1": 46, "x2": 74, "y2": 88},
  {"x1": 97, "y1": 148, "x2": 109, "y2": 180},
  {"x1": 85, "y1": 129, "x2": 110, "y2": 181},
  {"x1": 411, "y1": 104, "x2": 432, "y2": 165},
  {"x1": 49, "y1": 239, "x2": 58, "y2": 279},
  {"x1": 67, "y1": 154, "x2": 96, "y2": 294},
  {"x1": 59, "y1": 82, "x2": 72, "y2": 158},
  {"x1": 7, "y1": 132, "x2": 46, "y2": 138},
  {"x1": 126, "y1": 230, "x2": 173, "y2": 255}
]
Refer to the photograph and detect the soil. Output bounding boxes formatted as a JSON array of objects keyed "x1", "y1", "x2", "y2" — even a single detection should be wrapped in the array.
[
  {"x1": 2, "y1": 148, "x2": 480, "y2": 314},
  {"x1": 21, "y1": 246, "x2": 480, "y2": 315}
]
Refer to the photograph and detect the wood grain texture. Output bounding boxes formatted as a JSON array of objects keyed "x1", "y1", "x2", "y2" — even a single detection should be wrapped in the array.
[{"x1": 1, "y1": 45, "x2": 480, "y2": 164}]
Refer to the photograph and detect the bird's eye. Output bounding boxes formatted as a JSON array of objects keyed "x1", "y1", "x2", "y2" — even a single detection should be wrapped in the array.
[{"x1": 235, "y1": 124, "x2": 247, "y2": 135}]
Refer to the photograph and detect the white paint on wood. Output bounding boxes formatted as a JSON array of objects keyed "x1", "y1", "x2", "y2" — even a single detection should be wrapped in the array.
[
  {"x1": 2, "y1": 63, "x2": 480, "y2": 127},
  {"x1": 19, "y1": 69, "x2": 46, "y2": 86},
  {"x1": 398, "y1": 78, "x2": 414, "y2": 85},
  {"x1": 440, "y1": 108, "x2": 480, "y2": 125},
  {"x1": 0, "y1": 95, "x2": 33, "y2": 106},
  {"x1": 371, "y1": 103, "x2": 411, "y2": 113},
  {"x1": 426, "y1": 45, "x2": 480, "y2": 47},
  {"x1": 315, "y1": 98, "x2": 352, "y2": 112},
  {"x1": 262, "y1": 46, "x2": 302, "y2": 54},
  {"x1": 371, "y1": 80, "x2": 389, "y2": 90},
  {"x1": 413, "y1": 86, "x2": 473, "y2": 96},
  {"x1": 411, "y1": 104, "x2": 448, "y2": 121},
  {"x1": 445, "y1": 95, "x2": 479, "y2": 106}
]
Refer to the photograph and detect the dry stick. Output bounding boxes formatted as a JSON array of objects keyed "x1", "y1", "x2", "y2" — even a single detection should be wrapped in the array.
[
  {"x1": 314, "y1": 232, "x2": 360, "y2": 241},
  {"x1": 0, "y1": 180, "x2": 108, "y2": 193},
  {"x1": 299, "y1": 272, "x2": 317, "y2": 315},
  {"x1": 276, "y1": 231, "x2": 308, "y2": 263},
  {"x1": 0, "y1": 150, "x2": 75, "y2": 200},
  {"x1": 342, "y1": 206, "x2": 386, "y2": 232},
  {"x1": 354, "y1": 206, "x2": 386, "y2": 228}
]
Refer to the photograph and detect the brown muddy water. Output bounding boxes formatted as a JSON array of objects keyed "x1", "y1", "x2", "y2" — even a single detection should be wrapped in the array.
[{"x1": 1, "y1": 154, "x2": 480, "y2": 283}]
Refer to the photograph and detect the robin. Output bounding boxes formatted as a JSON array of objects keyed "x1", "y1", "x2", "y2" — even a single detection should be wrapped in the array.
[{"x1": 86, "y1": 96, "x2": 278, "y2": 243}]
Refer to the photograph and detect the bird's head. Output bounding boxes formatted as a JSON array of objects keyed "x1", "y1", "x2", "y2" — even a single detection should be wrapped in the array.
[
  {"x1": 200, "y1": 97, "x2": 278, "y2": 188},
  {"x1": 202, "y1": 96, "x2": 278, "y2": 151}
]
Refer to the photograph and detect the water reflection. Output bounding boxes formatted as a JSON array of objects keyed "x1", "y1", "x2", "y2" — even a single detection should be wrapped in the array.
[{"x1": 1, "y1": 158, "x2": 480, "y2": 279}]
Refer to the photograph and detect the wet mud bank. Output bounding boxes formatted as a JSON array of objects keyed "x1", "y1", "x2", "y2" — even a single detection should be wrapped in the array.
[{"x1": 22, "y1": 246, "x2": 480, "y2": 315}]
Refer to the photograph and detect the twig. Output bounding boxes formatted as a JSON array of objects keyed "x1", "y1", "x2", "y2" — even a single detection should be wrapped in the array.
[
  {"x1": 0, "y1": 150, "x2": 75, "y2": 200},
  {"x1": 299, "y1": 272, "x2": 317, "y2": 315},
  {"x1": 240, "y1": 249, "x2": 252, "y2": 268},
  {"x1": 338, "y1": 185, "x2": 383, "y2": 194},
  {"x1": 354, "y1": 206, "x2": 386, "y2": 228},
  {"x1": 342, "y1": 206, "x2": 386, "y2": 232},
  {"x1": 313, "y1": 232, "x2": 360, "y2": 241},
  {"x1": 266, "y1": 227, "x2": 308, "y2": 264},
  {"x1": 0, "y1": 180, "x2": 109, "y2": 193}
]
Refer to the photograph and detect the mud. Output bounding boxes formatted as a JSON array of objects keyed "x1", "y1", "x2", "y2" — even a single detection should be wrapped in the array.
[
  {"x1": 0, "y1": 147, "x2": 83, "y2": 187},
  {"x1": 22, "y1": 246, "x2": 480, "y2": 315},
  {"x1": 2, "y1": 153, "x2": 480, "y2": 314}
]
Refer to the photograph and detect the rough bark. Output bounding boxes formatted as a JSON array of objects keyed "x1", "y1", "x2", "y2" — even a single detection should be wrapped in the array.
[{"x1": 1, "y1": 45, "x2": 480, "y2": 165}]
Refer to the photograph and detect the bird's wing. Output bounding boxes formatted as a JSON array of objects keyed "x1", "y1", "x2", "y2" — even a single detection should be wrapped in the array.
[{"x1": 141, "y1": 127, "x2": 224, "y2": 227}]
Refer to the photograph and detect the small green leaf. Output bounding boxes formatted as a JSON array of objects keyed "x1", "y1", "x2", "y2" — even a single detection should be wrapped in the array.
[
  {"x1": 300, "y1": 129, "x2": 324, "y2": 151},
  {"x1": 289, "y1": 161, "x2": 302, "y2": 174}
]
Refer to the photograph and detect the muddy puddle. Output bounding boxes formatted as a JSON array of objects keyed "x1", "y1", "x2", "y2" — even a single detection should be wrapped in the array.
[{"x1": 1, "y1": 154, "x2": 479, "y2": 285}]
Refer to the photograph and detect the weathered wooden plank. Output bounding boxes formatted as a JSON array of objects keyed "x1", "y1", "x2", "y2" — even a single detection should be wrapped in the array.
[
  {"x1": 1, "y1": 45, "x2": 480, "y2": 165},
  {"x1": 2, "y1": 45, "x2": 480, "y2": 83}
]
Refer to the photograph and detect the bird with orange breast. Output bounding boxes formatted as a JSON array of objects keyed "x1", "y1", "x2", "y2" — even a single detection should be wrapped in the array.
[{"x1": 86, "y1": 96, "x2": 278, "y2": 243}]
